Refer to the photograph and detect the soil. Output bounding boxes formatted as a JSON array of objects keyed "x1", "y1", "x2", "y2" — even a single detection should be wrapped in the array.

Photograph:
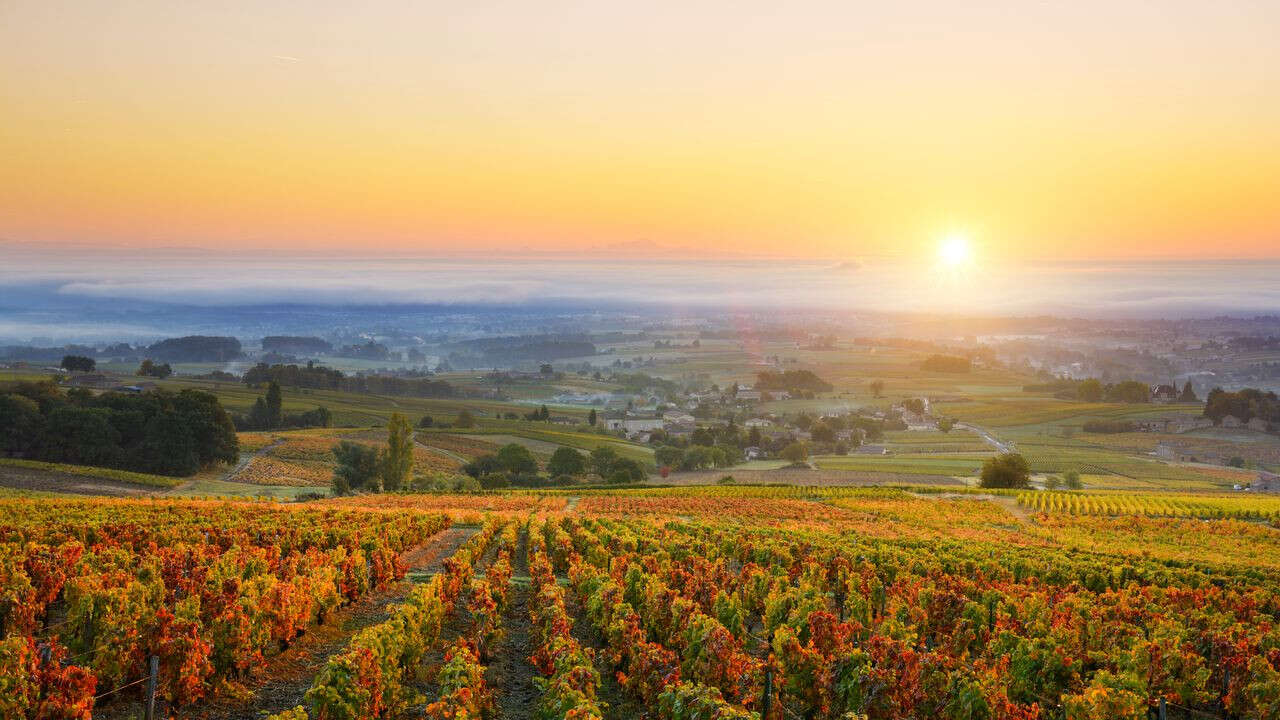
[
  {"x1": 565, "y1": 592, "x2": 635, "y2": 720},
  {"x1": 487, "y1": 527, "x2": 538, "y2": 720},
  {"x1": 0, "y1": 464, "x2": 159, "y2": 497}
]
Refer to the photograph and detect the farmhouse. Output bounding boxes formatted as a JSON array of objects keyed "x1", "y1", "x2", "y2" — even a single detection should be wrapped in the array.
[
  {"x1": 736, "y1": 388, "x2": 762, "y2": 402},
  {"x1": 662, "y1": 411, "x2": 695, "y2": 426},
  {"x1": 1253, "y1": 471, "x2": 1280, "y2": 493},
  {"x1": 1247, "y1": 417, "x2": 1269, "y2": 432},
  {"x1": 1136, "y1": 416, "x2": 1213, "y2": 434},
  {"x1": 744, "y1": 417, "x2": 771, "y2": 428},
  {"x1": 856, "y1": 444, "x2": 888, "y2": 455},
  {"x1": 1150, "y1": 384, "x2": 1178, "y2": 403}
]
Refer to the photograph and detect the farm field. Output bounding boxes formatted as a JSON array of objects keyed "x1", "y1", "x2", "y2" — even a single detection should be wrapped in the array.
[{"x1": 3, "y1": 486, "x2": 1280, "y2": 720}]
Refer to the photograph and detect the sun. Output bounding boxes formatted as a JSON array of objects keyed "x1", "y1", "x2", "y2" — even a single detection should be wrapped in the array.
[{"x1": 937, "y1": 232, "x2": 973, "y2": 268}]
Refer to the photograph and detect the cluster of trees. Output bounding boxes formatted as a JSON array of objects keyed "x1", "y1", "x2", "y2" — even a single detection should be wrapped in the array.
[
  {"x1": 979, "y1": 452, "x2": 1031, "y2": 489},
  {"x1": 146, "y1": 336, "x2": 242, "y2": 362},
  {"x1": 233, "y1": 380, "x2": 331, "y2": 431},
  {"x1": 338, "y1": 340, "x2": 390, "y2": 360},
  {"x1": 920, "y1": 354, "x2": 971, "y2": 373},
  {"x1": 1048, "y1": 378, "x2": 1197, "y2": 404},
  {"x1": 1203, "y1": 387, "x2": 1280, "y2": 426},
  {"x1": 523, "y1": 405, "x2": 552, "y2": 421},
  {"x1": 755, "y1": 369, "x2": 833, "y2": 393},
  {"x1": 330, "y1": 413, "x2": 415, "y2": 494},
  {"x1": 136, "y1": 359, "x2": 173, "y2": 378},
  {"x1": 60, "y1": 355, "x2": 95, "y2": 372},
  {"x1": 261, "y1": 335, "x2": 333, "y2": 354},
  {"x1": 461, "y1": 443, "x2": 646, "y2": 487},
  {"x1": 1076, "y1": 378, "x2": 1149, "y2": 403},
  {"x1": 243, "y1": 362, "x2": 455, "y2": 398},
  {"x1": 0, "y1": 382, "x2": 238, "y2": 476}
]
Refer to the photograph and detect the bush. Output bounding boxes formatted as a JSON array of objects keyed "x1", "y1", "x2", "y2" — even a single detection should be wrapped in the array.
[{"x1": 980, "y1": 453, "x2": 1031, "y2": 489}]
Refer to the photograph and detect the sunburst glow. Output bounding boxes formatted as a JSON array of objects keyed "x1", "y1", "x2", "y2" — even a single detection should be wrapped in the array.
[{"x1": 938, "y1": 233, "x2": 974, "y2": 268}]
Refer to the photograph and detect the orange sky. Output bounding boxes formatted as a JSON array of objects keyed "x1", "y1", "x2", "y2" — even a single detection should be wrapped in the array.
[{"x1": 1, "y1": 1, "x2": 1277, "y2": 261}]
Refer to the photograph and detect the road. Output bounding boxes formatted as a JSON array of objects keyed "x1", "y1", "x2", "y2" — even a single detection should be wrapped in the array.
[{"x1": 957, "y1": 423, "x2": 1014, "y2": 454}]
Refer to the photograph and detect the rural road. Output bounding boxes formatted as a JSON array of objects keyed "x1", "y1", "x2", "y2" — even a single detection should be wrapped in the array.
[{"x1": 958, "y1": 423, "x2": 1014, "y2": 454}]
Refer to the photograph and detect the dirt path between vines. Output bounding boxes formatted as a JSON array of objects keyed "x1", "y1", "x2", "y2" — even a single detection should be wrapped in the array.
[
  {"x1": 566, "y1": 591, "x2": 635, "y2": 720},
  {"x1": 186, "y1": 525, "x2": 478, "y2": 720},
  {"x1": 488, "y1": 526, "x2": 538, "y2": 720}
]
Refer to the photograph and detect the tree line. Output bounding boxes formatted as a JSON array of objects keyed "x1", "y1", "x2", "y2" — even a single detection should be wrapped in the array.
[
  {"x1": 242, "y1": 362, "x2": 455, "y2": 398},
  {"x1": 1203, "y1": 387, "x2": 1279, "y2": 427},
  {"x1": 231, "y1": 380, "x2": 332, "y2": 431},
  {"x1": 0, "y1": 382, "x2": 238, "y2": 476}
]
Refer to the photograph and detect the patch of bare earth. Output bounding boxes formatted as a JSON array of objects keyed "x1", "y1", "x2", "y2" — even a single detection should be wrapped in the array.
[
  {"x1": 487, "y1": 527, "x2": 538, "y2": 720},
  {"x1": 0, "y1": 465, "x2": 157, "y2": 497}
]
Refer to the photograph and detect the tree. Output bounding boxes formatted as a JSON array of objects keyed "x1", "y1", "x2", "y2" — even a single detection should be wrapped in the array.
[
  {"x1": 419, "y1": 415, "x2": 434, "y2": 428},
  {"x1": 548, "y1": 447, "x2": 586, "y2": 477},
  {"x1": 654, "y1": 445, "x2": 683, "y2": 471},
  {"x1": 607, "y1": 457, "x2": 648, "y2": 483},
  {"x1": 870, "y1": 380, "x2": 885, "y2": 398},
  {"x1": 587, "y1": 409, "x2": 597, "y2": 427},
  {"x1": 1105, "y1": 380, "x2": 1150, "y2": 404},
  {"x1": 1044, "y1": 475, "x2": 1062, "y2": 491},
  {"x1": 937, "y1": 417, "x2": 954, "y2": 433},
  {"x1": 496, "y1": 443, "x2": 538, "y2": 475},
  {"x1": 780, "y1": 442, "x2": 808, "y2": 464},
  {"x1": 1063, "y1": 469, "x2": 1083, "y2": 490},
  {"x1": 60, "y1": 355, "x2": 95, "y2": 372},
  {"x1": 1077, "y1": 378, "x2": 1104, "y2": 402},
  {"x1": 381, "y1": 413, "x2": 414, "y2": 491},
  {"x1": 137, "y1": 359, "x2": 172, "y2": 378},
  {"x1": 332, "y1": 441, "x2": 381, "y2": 495},
  {"x1": 0, "y1": 393, "x2": 44, "y2": 455},
  {"x1": 810, "y1": 422, "x2": 835, "y2": 443},
  {"x1": 455, "y1": 409, "x2": 475, "y2": 429},
  {"x1": 42, "y1": 407, "x2": 121, "y2": 467},
  {"x1": 747, "y1": 427, "x2": 762, "y2": 447},
  {"x1": 265, "y1": 381, "x2": 284, "y2": 429},
  {"x1": 979, "y1": 453, "x2": 1031, "y2": 489},
  {"x1": 589, "y1": 445, "x2": 618, "y2": 477},
  {"x1": 248, "y1": 397, "x2": 271, "y2": 430},
  {"x1": 1179, "y1": 381, "x2": 1198, "y2": 403}
]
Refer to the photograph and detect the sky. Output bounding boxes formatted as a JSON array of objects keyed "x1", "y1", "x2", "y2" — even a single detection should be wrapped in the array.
[{"x1": 1, "y1": 1, "x2": 1278, "y2": 264}]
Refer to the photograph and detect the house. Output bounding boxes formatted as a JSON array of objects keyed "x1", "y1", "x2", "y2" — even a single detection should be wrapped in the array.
[
  {"x1": 66, "y1": 373, "x2": 110, "y2": 388},
  {"x1": 1252, "y1": 471, "x2": 1280, "y2": 493},
  {"x1": 1150, "y1": 384, "x2": 1178, "y2": 403},
  {"x1": 1136, "y1": 416, "x2": 1213, "y2": 433},
  {"x1": 744, "y1": 446, "x2": 763, "y2": 460},
  {"x1": 856, "y1": 444, "x2": 888, "y2": 455},
  {"x1": 1247, "y1": 417, "x2": 1269, "y2": 432},
  {"x1": 550, "y1": 416, "x2": 578, "y2": 426},
  {"x1": 736, "y1": 389, "x2": 762, "y2": 402},
  {"x1": 609, "y1": 415, "x2": 665, "y2": 438},
  {"x1": 663, "y1": 411, "x2": 695, "y2": 426},
  {"x1": 1221, "y1": 415, "x2": 1244, "y2": 429},
  {"x1": 744, "y1": 418, "x2": 771, "y2": 429}
]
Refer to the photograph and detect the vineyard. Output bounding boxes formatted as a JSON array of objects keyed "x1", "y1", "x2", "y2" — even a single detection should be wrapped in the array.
[
  {"x1": 2, "y1": 488, "x2": 1280, "y2": 719},
  {"x1": 1018, "y1": 490, "x2": 1280, "y2": 522}
]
